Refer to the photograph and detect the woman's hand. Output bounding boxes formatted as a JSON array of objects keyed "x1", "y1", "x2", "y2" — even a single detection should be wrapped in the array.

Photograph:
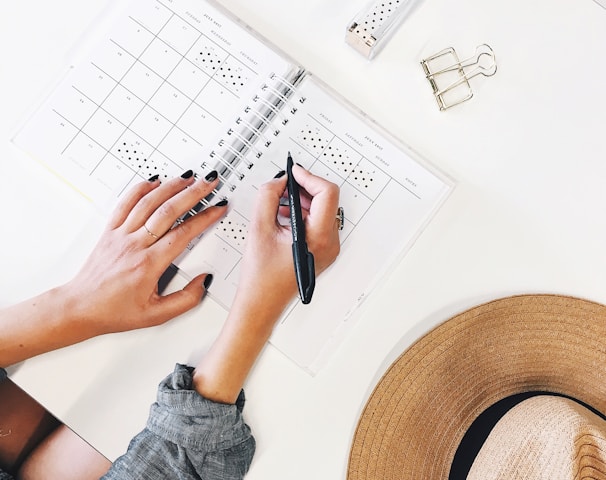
[
  {"x1": 0, "y1": 171, "x2": 227, "y2": 366},
  {"x1": 234, "y1": 164, "x2": 341, "y2": 318},
  {"x1": 192, "y1": 165, "x2": 341, "y2": 403},
  {"x1": 64, "y1": 171, "x2": 227, "y2": 334}
]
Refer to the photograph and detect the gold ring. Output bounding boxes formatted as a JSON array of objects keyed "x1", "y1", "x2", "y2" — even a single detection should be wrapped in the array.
[
  {"x1": 336, "y1": 206, "x2": 344, "y2": 231},
  {"x1": 143, "y1": 224, "x2": 160, "y2": 240}
]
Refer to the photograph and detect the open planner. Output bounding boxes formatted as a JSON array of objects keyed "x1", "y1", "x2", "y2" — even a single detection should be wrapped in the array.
[{"x1": 14, "y1": 0, "x2": 453, "y2": 374}]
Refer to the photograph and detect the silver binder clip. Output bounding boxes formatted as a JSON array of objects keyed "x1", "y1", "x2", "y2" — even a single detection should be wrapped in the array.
[{"x1": 420, "y1": 44, "x2": 497, "y2": 111}]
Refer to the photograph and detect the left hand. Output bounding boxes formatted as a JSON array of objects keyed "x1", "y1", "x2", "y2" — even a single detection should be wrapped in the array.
[{"x1": 62, "y1": 172, "x2": 227, "y2": 335}]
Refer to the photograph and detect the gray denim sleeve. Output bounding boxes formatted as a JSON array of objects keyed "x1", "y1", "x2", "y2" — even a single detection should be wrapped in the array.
[{"x1": 102, "y1": 363, "x2": 255, "y2": 480}]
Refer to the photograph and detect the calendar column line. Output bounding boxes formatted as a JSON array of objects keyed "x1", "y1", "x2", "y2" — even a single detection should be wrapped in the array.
[
  {"x1": 89, "y1": 13, "x2": 177, "y2": 180},
  {"x1": 126, "y1": 19, "x2": 207, "y2": 185},
  {"x1": 59, "y1": 39, "x2": 140, "y2": 158}
]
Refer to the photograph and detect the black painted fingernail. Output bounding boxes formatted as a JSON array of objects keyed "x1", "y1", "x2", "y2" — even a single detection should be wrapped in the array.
[
  {"x1": 274, "y1": 170, "x2": 286, "y2": 178},
  {"x1": 215, "y1": 199, "x2": 228, "y2": 207},
  {"x1": 181, "y1": 169, "x2": 194, "y2": 179},
  {"x1": 203, "y1": 274, "x2": 214, "y2": 290},
  {"x1": 148, "y1": 174, "x2": 160, "y2": 182},
  {"x1": 205, "y1": 170, "x2": 218, "y2": 182},
  {"x1": 296, "y1": 162, "x2": 304, "y2": 168}
]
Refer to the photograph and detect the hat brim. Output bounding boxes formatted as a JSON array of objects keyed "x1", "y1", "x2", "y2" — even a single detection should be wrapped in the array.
[{"x1": 347, "y1": 294, "x2": 606, "y2": 479}]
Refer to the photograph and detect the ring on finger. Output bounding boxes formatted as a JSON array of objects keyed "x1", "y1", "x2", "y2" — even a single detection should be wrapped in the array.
[
  {"x1": 143, "y1": 224, "x2": 161, "y2": 240},
  {"x1": 336, "y1": 206, "x2": 344, "y2": 231}
]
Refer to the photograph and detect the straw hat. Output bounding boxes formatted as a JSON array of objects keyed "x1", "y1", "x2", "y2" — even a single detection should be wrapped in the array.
[{"x1": 347, "y1": 294, "x2": 606, "y2": 479}]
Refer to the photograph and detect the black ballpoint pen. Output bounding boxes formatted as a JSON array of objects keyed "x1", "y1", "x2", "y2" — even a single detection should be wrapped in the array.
[{"x1": 287, "y1": 152, "x2": 316, "y2": 304}]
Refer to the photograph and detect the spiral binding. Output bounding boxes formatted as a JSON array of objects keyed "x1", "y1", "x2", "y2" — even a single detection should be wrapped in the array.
[
  {"x1": 207, "y1": 66, "x2": 306, "y2": 194},
  {"x1": 227, "y1": 128, "x2": 264, "y2": 159},
  {"x1": 177, "y1": 67, "x2": 305, "y2": 244}
]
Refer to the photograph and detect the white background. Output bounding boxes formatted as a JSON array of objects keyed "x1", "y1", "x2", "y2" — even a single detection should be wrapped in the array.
[{"x1": 1, "y1": 0, "x2": 606, "y2": 478}]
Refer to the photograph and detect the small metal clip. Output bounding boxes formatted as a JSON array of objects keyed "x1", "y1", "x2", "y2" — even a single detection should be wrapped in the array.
[{"x1": 420, "y1": 44, "x2": 497, "y2": 110}]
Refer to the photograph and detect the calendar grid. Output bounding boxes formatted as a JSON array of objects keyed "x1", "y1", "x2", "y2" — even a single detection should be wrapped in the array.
[
  {"x1": 57, "y1": 2, "x2": 266, "y2": 191},
  {"x1": 14, "y1": 0, "x2": 452, "y2": 373}
]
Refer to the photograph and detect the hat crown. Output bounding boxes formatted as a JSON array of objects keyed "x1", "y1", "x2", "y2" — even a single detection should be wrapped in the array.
[
  {"x1": 468, "y1": 395, "x2": 606, "y2": 480},
  {"x1": 348, "y1": 295, "x2": 606, "y2": 480}
]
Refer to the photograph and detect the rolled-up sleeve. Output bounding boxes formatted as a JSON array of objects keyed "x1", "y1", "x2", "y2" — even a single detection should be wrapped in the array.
[{"x1": 103, "y1": 364, "x2": 255, "y2": 480}]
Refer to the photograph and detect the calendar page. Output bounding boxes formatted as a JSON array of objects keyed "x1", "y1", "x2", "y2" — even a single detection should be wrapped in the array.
[
  {"x1": 14, "y1": 0, "x2": 293, "y2": 206},
  {"x1": 14, "y1": 0, "x2": 453, "y2": 373}
]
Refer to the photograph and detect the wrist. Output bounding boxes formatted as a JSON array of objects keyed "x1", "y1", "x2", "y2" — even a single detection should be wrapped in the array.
[
  {"x1": 192, "y1": 286, "x2": 295, "y2": 405},
  {"x1": 53, "y1": 282, "x2": 108, "y2": 338},
  {"x1": 231, "y1": 281, "x2": 297, "y2": 329},
  {"x1": 0, "y1": 284, "x2": 104, "y2": 366}
]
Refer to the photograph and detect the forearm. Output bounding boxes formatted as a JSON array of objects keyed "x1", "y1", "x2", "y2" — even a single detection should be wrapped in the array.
[
  {"x1": 192, "y1": 289, "x2": 294, "y2": 404},
  {"x1": 0, "y1": 285, "x2": 100, "y2": 367},
  {"x1": 191, "y1": 166, "x2": 340, "y2": 405}
]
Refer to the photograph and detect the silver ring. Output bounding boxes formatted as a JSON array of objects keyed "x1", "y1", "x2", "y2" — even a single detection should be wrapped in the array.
[
  {"x1": 336, "y1": 206, "x2": 344, "y2": 231},
  {"x1": 143, "y1": 224, "x2": 160, "y2": 240}
]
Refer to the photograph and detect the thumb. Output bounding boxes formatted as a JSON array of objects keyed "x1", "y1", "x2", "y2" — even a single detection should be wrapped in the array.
[
  {"x1": 150, "y1": 273, "x2": 212, "y2": 324},
  {"x1": 253, "y1": 174, "x2": 287, "y2": 227}
]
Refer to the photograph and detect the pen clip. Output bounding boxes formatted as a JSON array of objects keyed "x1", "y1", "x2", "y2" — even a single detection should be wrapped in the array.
[
  {"x1": 302, "y1": 251, "x2": 315, "y2": 304},
  {"x1": 292, "y1": 244, "x2": 315, "y2": 304}
]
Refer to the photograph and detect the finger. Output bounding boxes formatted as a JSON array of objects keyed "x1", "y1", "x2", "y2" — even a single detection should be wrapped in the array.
[
  {"x1": 152, "y1": 201, "x2": 228, "y2": 257},
  {"x1": 296, "y1": 188, "x2": 313, "y2": 212},
  {"x1": 106, "y1": 178, "x2": 160, "y2": 230},
  {"x1": 253, "y1": 174, "x2": 288, "y2": 228},
  {"x1": 123, "y1": 170, "x2": 197, "y2": 232},
  {"x1": 143, "y1": 174, "x2": 220, "y2": 241},
  {"x1": 291, "y1": 164, "x2": 337, "y2": 199},
  {"x1": 284, "y1": 180, "x2": 313, "y2": 212},
  {"x1": 149, "y1": 273, "x2": 211, "y2": 324},
  {"x1": 292, "y1": 165, "x2": 340, "y2": 230}
]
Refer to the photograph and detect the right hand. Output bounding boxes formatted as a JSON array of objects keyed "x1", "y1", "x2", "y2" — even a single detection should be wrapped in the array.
[
  {"x1": 233, "y1": 164, "x2": 341, "y2": 319},
  {"x1": 191, "y1": 166, "x2": 341, "y2": 404}
]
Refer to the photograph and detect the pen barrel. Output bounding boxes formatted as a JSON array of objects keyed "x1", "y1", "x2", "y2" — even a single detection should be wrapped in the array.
[
  {"x1": 292, "y1": 242, "x2": 315, "y2": 304},
  {"x1": 287, "y1": 152, "x2": 315, "y2": 304}
]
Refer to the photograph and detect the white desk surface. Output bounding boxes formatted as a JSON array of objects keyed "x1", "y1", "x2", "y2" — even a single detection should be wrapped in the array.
[{"x1": 2, "y1": 0, "x2": 606, "y2": 478}]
